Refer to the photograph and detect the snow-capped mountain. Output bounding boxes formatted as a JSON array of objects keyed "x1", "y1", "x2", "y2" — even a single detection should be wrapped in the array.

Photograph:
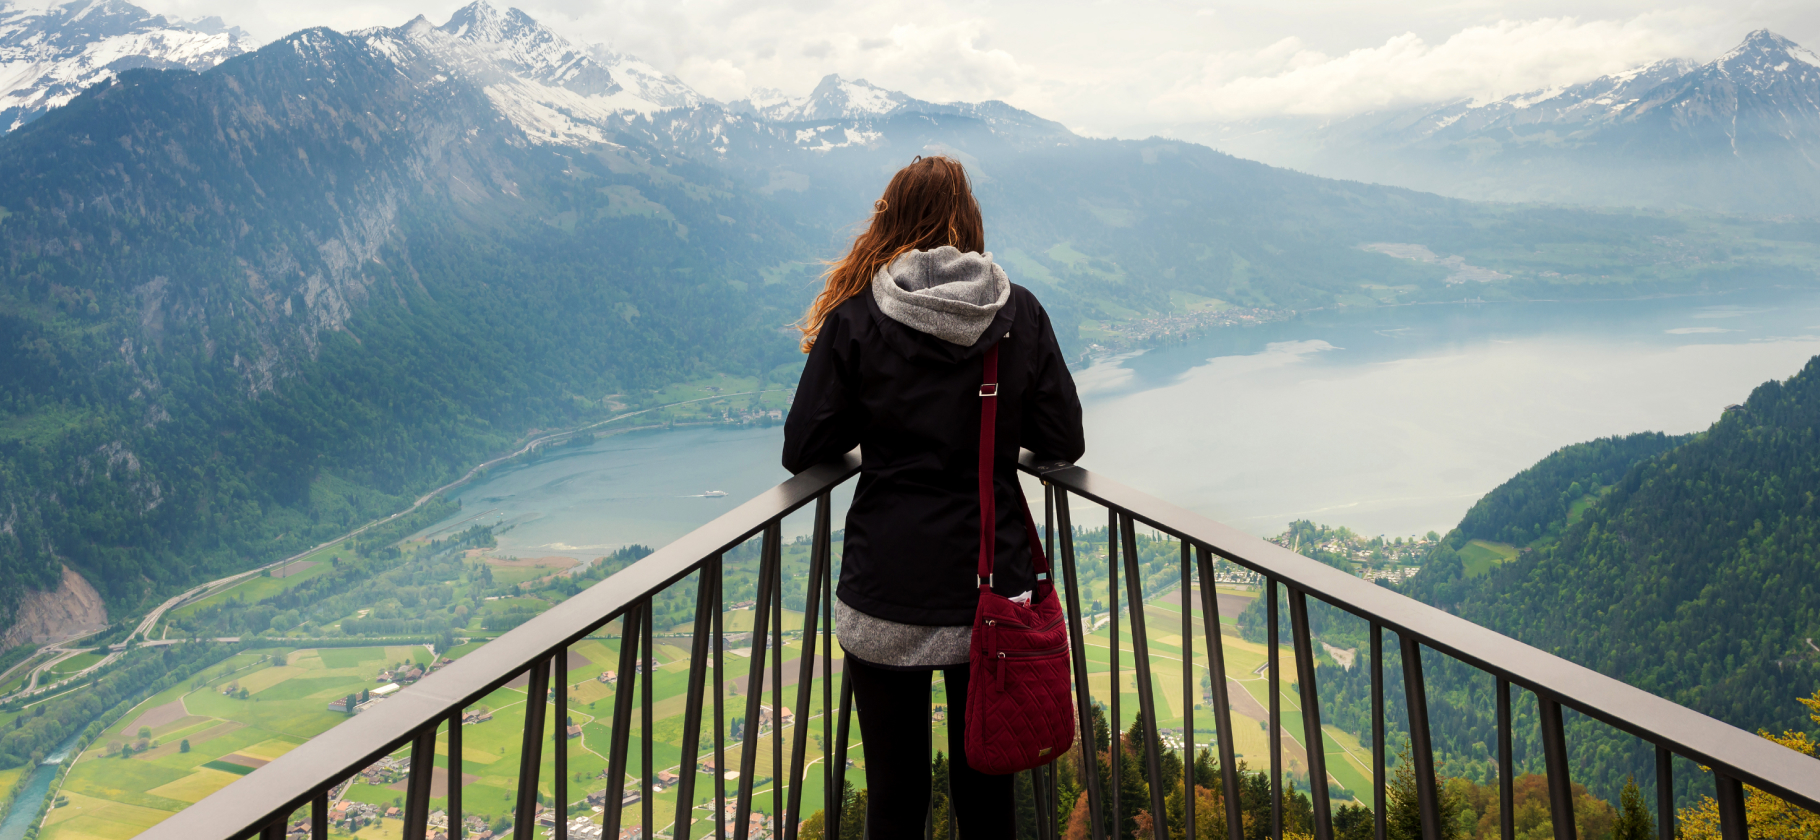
[
  {"x1": 1222, "y1": 30, "x2": 1820, "y2": 213},
  {"x1": 733, "y1": 74, "x2": 912, "y2": 122},
  {"x1": 0, "y1": 0, "x2": 253, "y2": 131}
]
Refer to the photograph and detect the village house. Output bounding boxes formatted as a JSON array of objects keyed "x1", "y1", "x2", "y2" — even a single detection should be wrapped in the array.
[
  {"x1": 597, "y1": 670, "x2": 616, "y2": 684},
  {"x1": 566, "y1": 724, "x2": 583, "y2": 740}
]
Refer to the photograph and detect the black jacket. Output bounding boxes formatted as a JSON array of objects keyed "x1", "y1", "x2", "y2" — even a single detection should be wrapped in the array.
[{"x1": 782, "y1": 283, "x2": 1085, "y2": 625}]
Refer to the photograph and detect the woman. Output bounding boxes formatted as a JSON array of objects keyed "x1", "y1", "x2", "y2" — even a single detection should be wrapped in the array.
[{"x1": 782, "y1": 156, "x2": 1085, "y2": 837}]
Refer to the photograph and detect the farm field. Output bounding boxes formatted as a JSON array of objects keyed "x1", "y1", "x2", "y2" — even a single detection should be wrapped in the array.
[
  {"x1": 160, "y1": 545, "x2": 341, "y2": 632},
  {"x1": 45, "y1": 570, "x2": 1382, "y2": 839},
  {"x1": 40, "y1": 644, "x2": 430, "y2": 840},
  {"x1": 1457, "y1": 540, "x2": 1519, "y2": 577}
]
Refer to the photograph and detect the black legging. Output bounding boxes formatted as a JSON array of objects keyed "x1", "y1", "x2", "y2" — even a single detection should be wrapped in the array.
[{"x1": 848, "y1": 656, "x2": 1013, "y2": 839}]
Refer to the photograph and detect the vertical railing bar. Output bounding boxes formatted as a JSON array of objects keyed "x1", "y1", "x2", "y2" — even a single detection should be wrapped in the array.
[
  {"x1": 1043, "y1": 483, "x2": 1058, "y2": 840},
  {"x1": 675, "y1": 562, "x2": 720, "y2": 840},
  {"x1": 1289, "y1": 587, "x2": 1333, "y2": 840},
  {"x1": 772, "y1": 542, "x2": 785, "y2": 837},
  {"x1": 1400, "y1": 635, "x2": 1442, "y2": 840},
  {"x1": 1498, "y1": 678, "x2": 1514, "y2": 840},
  {"x1": 925, "y1": 796, "x2": 936, "y2": 840},
  {"x1": 831, "y1": 667, "x2": 854, "y2": 840},
  {"x1": 1108, "y1": 510, "x2": 1122, "y2": 840},
  {"x1": 1269, "y1": 579, "x2": 1282, "y2": 840},
  {"x1": 1119, "y1": 515, "x2": 1169, "y2": 840},
  {"x1": 1046, "y1": 481, "x2": 1056, "y2": 563},
  {"x1": 1181, "y1": 542, "x2": 1195, "y2": 840},
  {"x1": 1656, "y1": 746, "x2": 1674, "y2": 840},
  {"x1": 642, "y1": 605, "x2": 655, "y2": 839},
  {"x1": 1371, "y1": 624, "x2": 1385, "y2": 840},
  {"x1": 1053, "y1": 490, "x2": 1106, "y2": 840},
  {"x1": 735, "y1": 524, "x2": 782, "y2": 840},
  {"x1": 1538, "y1": 696, "x2": 1578, "y2": 840},
  {"x1": 404, "y1": 724, "x2": 436, "y2": 840},
  {"x1": 823, "y1": 514, "x2": 835, "y2": 834},
  {"x1": 261, "y1": 819, "x2": 285, "y2": 840},
  {"x1": 513, "y1": 657, "x2": 551, "y2": 840},
  {"x1": 556, "y1": 647, "x2": 568, "y2": 840},
  {"x1": 602, "y1": 604, "x2": 646, "y2": 840},
  {"x1": 449, "y1": 711, "x2": 463, "y2": 840},
  {"x1": 312, "y1": 789, "x2": 328, "y2": 840},
  {"x1": 1193, "y1": 546, "x2": 1244, "y2": 840},
  {"x1": 714, "y1": 554, "x2": 728, "y2": 840},
  {"x1": 784, "y1": 495, "x2": 833, "y2": 840},
  {"x1": 1715, "y1": 770, "x2": 1748, "y2": 840}
]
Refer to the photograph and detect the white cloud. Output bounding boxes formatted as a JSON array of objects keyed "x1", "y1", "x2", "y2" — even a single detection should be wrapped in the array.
[
  {"x1": 1156, "y1": 16, "x2": 1706, "y2": 119},
  {"x1": 125, "y1": 0, "x2": 1820, "y2": 137}
]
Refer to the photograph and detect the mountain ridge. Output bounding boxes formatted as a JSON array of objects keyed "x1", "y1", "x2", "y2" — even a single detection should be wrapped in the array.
[
  {"x1": 0, "y1": 0, "x2": 253, "y2": 131},
  {"x1": 1214, "y1": 29, "x2": 1820, "y2": 214}
]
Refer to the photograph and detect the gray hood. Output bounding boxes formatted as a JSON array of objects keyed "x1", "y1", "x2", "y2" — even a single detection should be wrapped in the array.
[{"x1": 871, "y1": 246, "x2": 1011, "y2": 346}]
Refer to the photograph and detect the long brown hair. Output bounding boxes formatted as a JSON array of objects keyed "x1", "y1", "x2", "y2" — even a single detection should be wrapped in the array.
[{"x1": 797, "y1": 155, "x2": 985, "y2": 352}]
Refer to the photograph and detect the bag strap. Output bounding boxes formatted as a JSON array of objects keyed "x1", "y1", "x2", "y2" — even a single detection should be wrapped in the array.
[{"x1": 978, "y1": 343, "x2": 1051, "y2": 587}]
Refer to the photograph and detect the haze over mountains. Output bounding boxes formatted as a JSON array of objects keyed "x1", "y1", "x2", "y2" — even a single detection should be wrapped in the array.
[
  {"x1": 0, "y1": 0, "x2": 1814, "y2": 709},
  {"x1": 1212, "y1": 30, "x2": 1820, "y2": 214}
]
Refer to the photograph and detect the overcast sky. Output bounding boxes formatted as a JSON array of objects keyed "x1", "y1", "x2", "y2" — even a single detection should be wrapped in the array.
[{"x1": 135, "y1": 0, "x2": 1820, "y2": 139}]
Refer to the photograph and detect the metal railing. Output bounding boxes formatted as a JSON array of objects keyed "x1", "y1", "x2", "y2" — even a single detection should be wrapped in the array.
[{"x1": 139, "y1": 450, "x2": 1820, "y2": 840}]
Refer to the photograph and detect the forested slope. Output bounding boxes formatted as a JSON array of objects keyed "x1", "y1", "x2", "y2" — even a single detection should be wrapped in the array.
[{"x1": 0, "y1": 34, "x2": 807, "y2": 624}]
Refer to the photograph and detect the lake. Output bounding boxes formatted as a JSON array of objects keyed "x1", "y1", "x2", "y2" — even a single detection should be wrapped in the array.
[{"x1": 421, "y1": 287, "x2": 1820, "y2": 556}]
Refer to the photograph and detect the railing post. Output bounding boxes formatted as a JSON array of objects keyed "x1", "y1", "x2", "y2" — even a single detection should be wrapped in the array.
[
  {"x1": 1656, "y1": 746, "x2": 1674, "y2": 840},
  {"x1": 1118, "y1": 516, "x2": 1169, "y2": 840},
  {"x1": 1108, "y1": 511, "x2": 1123, "y2": 839},
  {"x1": 1400, "y1": 634, "x2": 1442, "y2": 840},
  {"x1": 603, "y1": 604, "x2": 646, "y2": 840},
  {"x1": 404, "y1": 723, "x2": 437, "y2": 839},
  {"x1": 449, "y1": 711, "x2": 463, "y2": 840},
  {"x1": 714, "y1": 553, "x2": 728, "y2": 840},
  {"x1": 823, "y1": 525, "x2": 835, "y2": 834},
  {"x1": 1715, "y1": 771, "x2": 1748, "y2": 840},
  {"x1": 642, "y1": 605, "x2": 656, "y2": 839},
  {"x1": 735, "y1": 524, "x2": 783, "y2": 840},
  {"x1": 1371, "y1": 625, "x2": 1385, "y2": 840},
  {"x1": 1193, "y1": 547, "x2": 1244, "y2": 840},
  {"x1": 771, "y1": 546, "x2": 785, "y2": 835},
  {"x1": 1538, "y1": 696, "x2": 1578, "y2": 840},
  {"x1": 514, "y1": 656, "x2": 551, "y2": 840},
  {"x1": 1498, "y1": 678, "x2": 1514, "y2": 840},
  {"x1": 1053, "y1": 490, "x2": 1106, "y2": 840},
  {"x1": 675, "y1": 561, "x2": 721, "y2": 840},
  {"x1": 1181, "y1": 542, "x2": 1195, "y2": 840},
  {"x1": 784, "y1": 495, "x2": 834, "y2": 840},
  {"x1": 1269, "y1": 579, "x2": 1281, "y2": 840},
  {"x1": 556, "y1": 646, "x2": 568, "y2": 840},
  {"x1": 312, "y1": 789, "x2": 328, "y2": 840},
  {"x1": 1288, "y1": 587, "x2": 1333, "y2": 840}
]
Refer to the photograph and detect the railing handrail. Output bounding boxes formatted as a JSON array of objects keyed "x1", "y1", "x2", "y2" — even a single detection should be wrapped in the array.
[
  {"x1": 1026, "y1": 452, "x2": 1820, "y2": 813},
  {"x1": 141, "y1": 449, "x2": 1820, "y2": 839},
  {"x1": 138, "y1": 452, "x2": 861, "y2": 840}
]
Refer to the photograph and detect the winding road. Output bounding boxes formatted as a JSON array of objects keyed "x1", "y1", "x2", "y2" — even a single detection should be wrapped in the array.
[{"x1": 0, "y1": 389, "x2": 794, "y2": 706}]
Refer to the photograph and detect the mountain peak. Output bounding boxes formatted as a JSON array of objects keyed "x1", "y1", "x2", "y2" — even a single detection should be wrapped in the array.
[
  {"x1": 1715, "y1": 29, "x2": 1820, "y2": 73},
  {"x1": 0, "y1": 0, "x2": 253, "y2": 131}
]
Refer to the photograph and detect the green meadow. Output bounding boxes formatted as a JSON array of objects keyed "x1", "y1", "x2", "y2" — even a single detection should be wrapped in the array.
[{"x1": 48, "y1": 549, "x2": 1389, "y2": 839}]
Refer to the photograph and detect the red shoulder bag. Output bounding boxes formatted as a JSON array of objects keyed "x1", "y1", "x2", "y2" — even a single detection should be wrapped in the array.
[{"x1": 963, "y1": 342, "x2": 1076, "y2": 775}]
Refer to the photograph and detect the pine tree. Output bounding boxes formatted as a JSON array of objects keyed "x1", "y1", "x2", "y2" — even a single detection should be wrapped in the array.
[
  {"x1": 1614, "y1": 776, "x2": 1654, "y2": 840},
  {"x1": 1386, "y1": 743, "x2": 1464, "y2": 840}
]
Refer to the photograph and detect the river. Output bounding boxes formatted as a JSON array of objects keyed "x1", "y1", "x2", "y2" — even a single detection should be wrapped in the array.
[
  {"x1": 0, "y1": 733, "x2": 79, "y2": 840},
  {"x1": 419, "y1": 287, "x2": 1820, "y2": 557}
]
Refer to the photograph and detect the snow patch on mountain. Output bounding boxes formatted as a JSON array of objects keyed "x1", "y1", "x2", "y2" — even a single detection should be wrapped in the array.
[{"x1": 0, "y1": 0, "x2": 253, "y2": 131}]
